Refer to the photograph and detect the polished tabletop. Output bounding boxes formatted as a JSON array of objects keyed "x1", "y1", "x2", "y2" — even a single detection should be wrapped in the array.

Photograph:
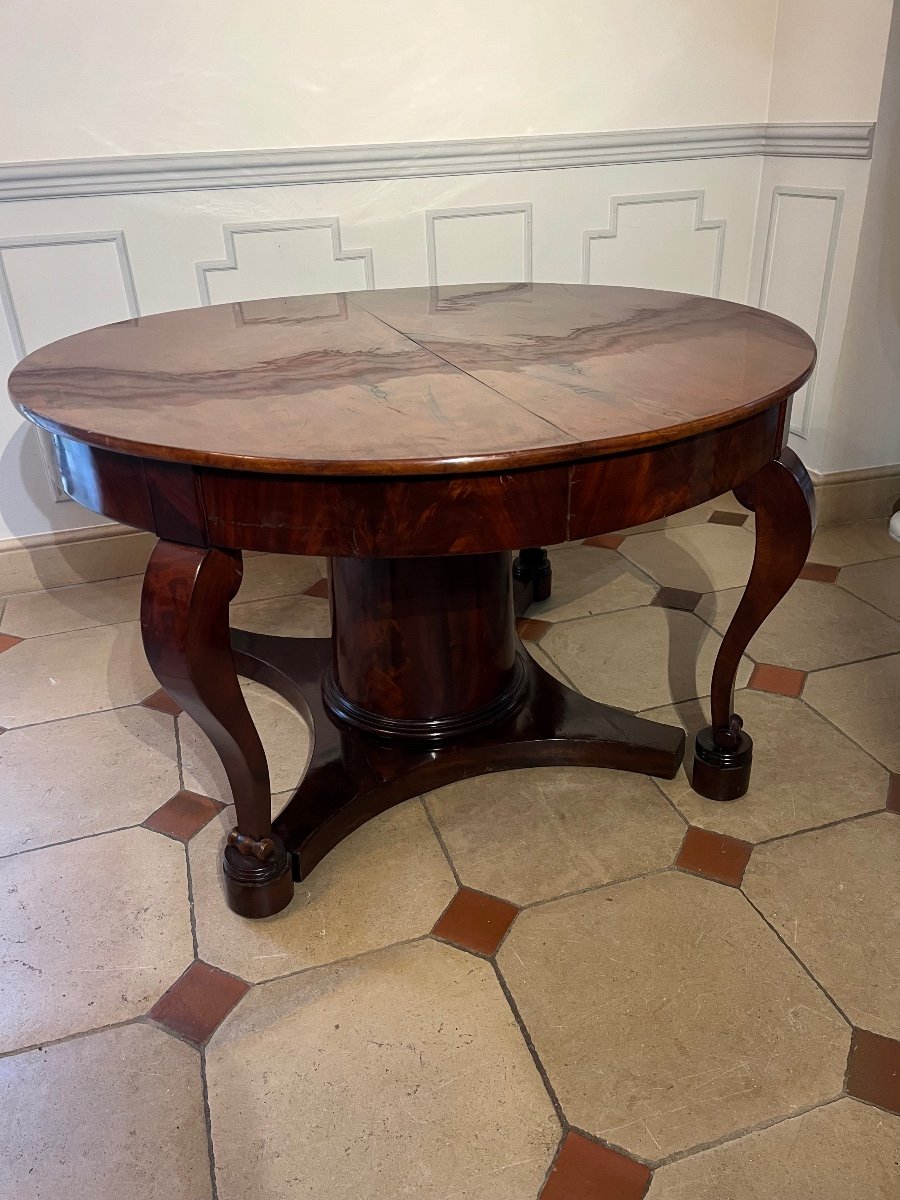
[{"x1": 9, "y1": 283, "x2": 816, "y2": 476}]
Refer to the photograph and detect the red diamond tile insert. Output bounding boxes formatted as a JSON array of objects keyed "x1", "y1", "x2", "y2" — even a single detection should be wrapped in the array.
[
  {"x1": 846, "y1": 1028, "x2": 900, "y2": 1116},
  {"x1": 432, "y1": 888, "x2": 520, "y2": 957},
  {"x1": 583, "y1": 534, "x2": 625, "y2": 550},
  {"x1": 143, "y1": 790, "x2": 225, "y2": 841},
  {"x1": 676, "y1": 827, "x2": 753, "y2": 887},
  {"x1": 303, "y1": 577, "x2": 329, "y2": 598},
  {"x1": 517, "y1": 617, "x2": 552, "y2": 642},
  {"x1": 800, "y1": 561, "x2": 841, "y2": 583},
  {"x1": 149, "y1": 960, "x2": 249, "y2": 1047},
  {"x1": 887, "y1": 775, "x2": 900, "y2": 814},
  {"x1": 140, "y1": 687, "x2": 183, "y2": 717},
  {"x1": 0, "y1": 633, "x2": 23, "y2": 654},
  {"x1": 748, "y1": 662, "x2": 807, "y2": 698},
  {"x1": 540, "y1": 1132, "x2": 651, "y2": 1200},
  {"x1": 651, "y1": 587, "x2": 702, "y2": 613},
  {"x1": 708, "y1": 510, "x2": 748, "y2": 526}
]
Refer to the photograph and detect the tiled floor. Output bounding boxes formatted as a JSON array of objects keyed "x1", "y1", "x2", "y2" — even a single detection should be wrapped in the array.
[{"x1": 1, "y1": 515, "x2": 899, "y2": 1199}]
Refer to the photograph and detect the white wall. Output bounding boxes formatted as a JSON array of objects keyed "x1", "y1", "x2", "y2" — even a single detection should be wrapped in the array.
[
  {"x1": 823, "y1": 0, "x2": 900, "y2": 473},
  {"x1": 0, "y1": 2, "x2": 779, "y2": 160},
  {"x1": 768, "y1": 0, "x2": 894, "y2": 122},
  {"x1": 0, "y1": 1, "x2": 896, "y2": 544}
]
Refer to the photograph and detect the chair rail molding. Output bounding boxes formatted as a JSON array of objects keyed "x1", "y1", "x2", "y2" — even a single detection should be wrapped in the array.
[
  {"x1": 0, "y1": 229, "x2": 140, "y2": 501},
  {"x1": 425, "y1": 204, "x2": 533, "y2": 287},
  {"x1": 757, "y1": 186, "x2": 844, "y2": 440},
  {"x1": 0, "y1": 123, "x2": 875, "y2": 202},
  {"x1": 581, "y1": 191, "x2": 727, "y2": 296},
  {"x1": 195, "y1": 218, "x2": 375, "y2": 305}
]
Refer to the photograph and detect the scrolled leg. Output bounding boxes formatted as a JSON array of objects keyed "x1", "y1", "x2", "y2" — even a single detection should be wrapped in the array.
[
  {"x1": 140, "y1": 540, "x2": 293, "y2": 917},
  {"x1": 692, "y1": 447, "x2": 815, "y2": 801}
]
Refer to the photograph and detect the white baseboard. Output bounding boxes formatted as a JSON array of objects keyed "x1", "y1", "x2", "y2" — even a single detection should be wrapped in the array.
[{"x1": 2, "y1": 467, "x2": 898, "y2": 596}]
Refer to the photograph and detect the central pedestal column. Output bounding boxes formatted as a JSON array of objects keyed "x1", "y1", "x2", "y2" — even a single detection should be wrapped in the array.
[{"x1": 323, "y1": 552, "x2": 527, "y2": 741}]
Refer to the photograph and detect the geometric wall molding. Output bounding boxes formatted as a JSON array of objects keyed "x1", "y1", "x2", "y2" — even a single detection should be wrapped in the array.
[
  {"x1": 582, "y1": 190, "x2": 727, "y2": 297},
  {"x1": 0, "y1": 229, "x2": 140, "y2": 501},
  {"x1": 757, "y1": 187, "x2": 844, "y2": 439},
  {"x1": 195, "y1": 218, "x2": 374, "y2": 306},
  {"x1": 0, "y1": 123, "x2": 875, "y2": 202},
  {"x1": 425, "y1": 204, "x2": 533, "y2": 286}
]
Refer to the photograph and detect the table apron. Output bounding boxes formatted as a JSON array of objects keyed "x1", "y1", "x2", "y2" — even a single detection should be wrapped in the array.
[{"x1": 54, "y1": 403, "x2": 785, "y2": 555}]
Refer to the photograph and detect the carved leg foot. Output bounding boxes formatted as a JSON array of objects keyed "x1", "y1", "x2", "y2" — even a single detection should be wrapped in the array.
[
  {"x1": 140, "y1": 540, "x2": 294, "y2": 917},
  {"x1": 692, "y1": 448, "x2": 815, "y2": 801},
  {"x1": 513, "y1": 547, "x2": 552, "y2": 614}
]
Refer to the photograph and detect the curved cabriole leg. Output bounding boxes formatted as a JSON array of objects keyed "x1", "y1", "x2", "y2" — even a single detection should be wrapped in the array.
[
  {"x1": 692, "y1": 447, "x2": 815, "y2": 801},
  {"x1": 140, "y1": 541, "x2": 293, "y2": 917}
]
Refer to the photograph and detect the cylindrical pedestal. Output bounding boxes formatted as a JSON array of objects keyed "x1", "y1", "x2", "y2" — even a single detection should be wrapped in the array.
[{"x1": 324, "y1": 552, "x2": 526, "y2": 741}]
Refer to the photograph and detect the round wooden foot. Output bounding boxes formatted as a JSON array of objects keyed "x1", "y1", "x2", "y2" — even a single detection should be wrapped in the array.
[
  {"x1": 222, "y1": 837, "x2": 294, "y2": 918},
  {"x1": 691, "y1": 726, "x2": 753, "y2": 802}
]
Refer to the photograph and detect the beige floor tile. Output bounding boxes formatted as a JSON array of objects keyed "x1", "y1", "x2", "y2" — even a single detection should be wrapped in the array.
[
  {"x1": 206, "y1": 939, "x2": 559, "y2": 1200},
  {"x1": 541, "y1": 606, "x2": 752, "y2": 711},
  {"x1": 233, "y1": 553, "x2": 323, "y2": 603},
  {"x1": 0, "y1": 621, "x2": 157, "y2": 729},
  {"x1": 0, "y1": 827, "x2": 193, "y2": 1052},
  {"x1": 0, "y1": 530, "x2": 154, "y2": 597},
  {"x1": 696, "y1": 580, "x2": 900, "y2": 671},
  {"x1": 231, "y1": 593, "x2": 330, "y2": 638},
  {"x1": 647, "y1": 1099, "x2": 900, "y2": 1200},
  {"x1": 426, "y1": 767, "x2": 685, "y2": 905},
  {"x1": 619, "y1": 523, "x2": 756, "y2": 592},
  {"x1": 498, "y1": 872, "x2": 849, "y2": 1160},
  {"x1": 179, "y1": 679, "x2": 313, "y2": 799},
  {"x1": 811, "y1": 520, "x2": 900, "y2": 567},
  {"x1": 743, "y1": 813, "x2": 900, "y2": 1038},
  {"x1": 1, "y1": 1023, "x2": 212, "y2": 1200},
  {"x1": 527, "y1": 544, "x2": 657, "y2": 623},
  {"x1": 647, "y1": 692, "x2": 888, "y2": 842},
  {"x1": 190, "y1": 800, "x2": 456, "y2": 982},
  {"x1": 524, "y1": 639, "x2": 575, "y2": 685},
  {"x1": 0, "y1": 574, "x2": 143, "y2": 638},
  {"x1": 0, "y1": 706, "x2": 181, "y2": 856},
  {"x1": 839, "y1": 556, "x2": 900, "y2": 619},
  {"x1": 616, "y1": 493, "x2": 746, "y2": 536},
  {"x1": 804, "y1": 655, "x2": 900, "y2": 770}
]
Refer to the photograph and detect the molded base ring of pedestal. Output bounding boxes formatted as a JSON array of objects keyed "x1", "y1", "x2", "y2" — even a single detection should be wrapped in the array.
[
  {"x1": 322, "y1": 653, "x2": 528, "y2": 742},
  {"x1": 691, "y1": 726, "x2": 754, "y2": 802},
  {"x1": 222, "y1": 843, "x2": 294, "y2": 917}
]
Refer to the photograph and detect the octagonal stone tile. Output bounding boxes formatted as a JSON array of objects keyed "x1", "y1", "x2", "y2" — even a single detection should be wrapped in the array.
[
  {"x1": 498, "y1": 871, "x2": 849, "y2": 1161},
  {"x1": 2, "y1": 1023, "x2": 212, "y2": 1200},
  {"x1": 527, "y1": 543, "x2": 657, "y2": 623},
  {"x1": 648, "y1": 1099, "x2": 900, "y2": 1199},
  {"x1": 696, "y1": 580, "x2": 900, "y2": 671},
  {"x1": 0, "y1": 621, "x2": 157, "y2": 728},
  {"x1": 839, "y1": 556, "x2": 900, "y2": 620},
  {"x1": 619, "y1": 523, "x2": 756, "y2": 593},
  {"x1": 206, "y1": 939, "x2": 560, "y2": 1200},
  {"x1": 230, "y1": 593, "x2": 330, "y2": 639},
  {"x1": 426, "y1": 767, "x2": 685, "y2": 905},
  {"x1": 743, "y1": 813, "x2": 900, "y2": 1039},
  {"x1": 0, "y1": 706, "x2": 181, "y2": 856},
  {"x1": 646, "y1": 692, "x2": 888, "y2": 842},
  {"x1": 233, "y1": 552, "x2": 323, "y2": 602},
  {"x1": 810, "y1": 520, "x2": 900, "y2": 568},
  {"x1": 189, "y1": 800, "x2": 456, "y2": 983},
  {"x1": 0, "y1": 574, "x2": 144, "y2": 638},
  {"x1": 804, "y1": 655, "x2": 900, "y2": 770},
  {"x1": 179, "y1": 678, "x2": 313, "y2": 799},
  {"x1": 541, "y1": 606, "x2": 751, "y2": 711},
  {"x1": 0, "y1": 827, "x2": 194, "y2": 1052}
]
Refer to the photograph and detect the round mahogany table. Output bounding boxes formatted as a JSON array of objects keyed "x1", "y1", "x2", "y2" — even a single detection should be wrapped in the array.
[{"x1": 9, "y1": 283, "x2": 817, "y2": 918}]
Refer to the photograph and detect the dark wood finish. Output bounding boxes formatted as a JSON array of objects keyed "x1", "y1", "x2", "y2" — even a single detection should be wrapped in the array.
[
  {"x1": 691, "y1": 447, "x2": 816, "y2": 802},
  {"x1": 230, "y1": 626, "x2": 684, "y2": 880},
  {"x1": 139, "y1": 541, "x2": 292, "y2": 916},
  {"x1": 8, "y1": 284, "x2": 819, "y2": 917}
]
